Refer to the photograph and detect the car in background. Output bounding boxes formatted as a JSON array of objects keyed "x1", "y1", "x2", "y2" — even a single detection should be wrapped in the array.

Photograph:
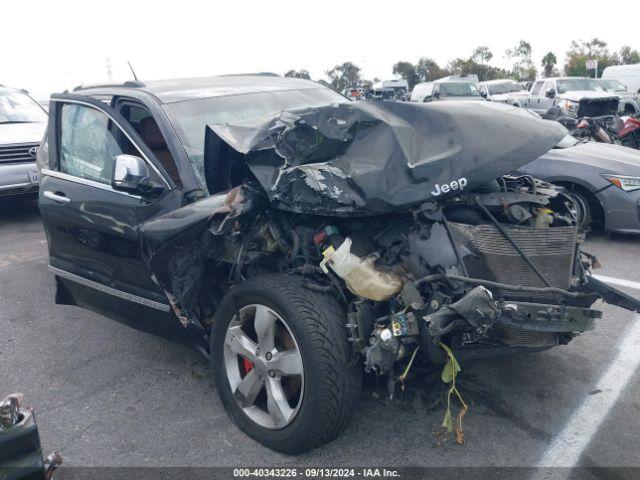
[
  {"x1": 410, "y1": 80, "x2": 485, "y2": 102},
  {"x1": 521, "y1": 136, "x2": 640, "y2": 235},
  {"x1": 596, "y1": 79, "x2": 639, "y2": 115},
  {"x1": 342, "y1": 87, "x2": 364, "y2": 100},
  {"x1": 371, "y1": 79, "x2": 408, "y2": 100},
  {"x1": 524, "y1": 77, "x2": 619, "y2": 118},
  {"x1": 0, "y1": 86, "x2": 48, "y2": 198},
  {"x1": 602, "y1": 64, "x2": 640, "y2": 95},
  {"x1": 477, "y1": 79, "x2": 530, "y2": 106}
]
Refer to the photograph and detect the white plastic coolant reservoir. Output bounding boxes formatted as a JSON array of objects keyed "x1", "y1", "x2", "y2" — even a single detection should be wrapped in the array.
[{"x1": 320, "y1": 237, "x2": 403, "y2": 302}]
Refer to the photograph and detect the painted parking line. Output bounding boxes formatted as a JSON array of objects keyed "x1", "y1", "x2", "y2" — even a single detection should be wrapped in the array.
[
  {"x1": 536, "y1": 314, "x2": 640, "y2": 468},
  {"x1": 592, "y1": 274, "x2": 640, "y2": 291}
]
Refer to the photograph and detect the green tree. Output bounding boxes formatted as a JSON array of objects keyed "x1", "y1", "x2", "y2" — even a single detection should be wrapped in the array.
[
  {"x1": 564, "y1": 38, "x2": 619, "y2": 77},
  {"x1": 416, "y1": 57, "x2": 449, "y2": 82},
  {"x1": 506, "y1": 40, "x2": 537, "y2": 81},
  {"x1": 447, "y1": 57, "x2": 509, "y2": 82},
  {"x1": 392, "y1": 61, "x2": 420, "y2": 89},
  {"x1": 284, "y1": 69, "x2": 311, "y2": 79},
  {"x1": 619, "y1": 46, "x2": 640, "y2": 65},
  {"x1": 325, "y1": 62, "x2": 362, "y2": 92},
  {"x1": 472, "y1": 46, "x2": 493, "y2": 65},
  {"x1": 541, "y1": 52, "x2": 557, "y2": 77}
]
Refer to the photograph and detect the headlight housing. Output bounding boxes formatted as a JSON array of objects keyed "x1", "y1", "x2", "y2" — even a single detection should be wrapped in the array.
[
  {"x1": 602, "y1": 174, "x2": 640, "y2": 192},
  {"x1": 560, "y1": 99, "x2": 580, "y2": 117}
]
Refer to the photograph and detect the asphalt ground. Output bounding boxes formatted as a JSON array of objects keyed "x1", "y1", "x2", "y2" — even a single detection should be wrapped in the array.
[{"x1": 1, "y1": 197, "x2": 639, "y2": 474}]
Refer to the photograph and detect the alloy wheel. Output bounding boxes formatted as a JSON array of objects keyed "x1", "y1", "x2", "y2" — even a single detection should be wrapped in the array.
[{"x1": 223, "y1": 304, "x2": 304, "y2": 429}]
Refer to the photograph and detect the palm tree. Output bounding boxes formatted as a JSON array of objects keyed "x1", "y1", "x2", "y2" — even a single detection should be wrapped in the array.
[{"x1": 541, "y1": 52, "x2": 557, "y2": 78}]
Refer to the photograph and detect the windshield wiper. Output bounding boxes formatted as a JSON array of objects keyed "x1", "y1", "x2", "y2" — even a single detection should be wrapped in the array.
[{"x1": 0, "y1": 120, "x2": 35, "y2": 124}]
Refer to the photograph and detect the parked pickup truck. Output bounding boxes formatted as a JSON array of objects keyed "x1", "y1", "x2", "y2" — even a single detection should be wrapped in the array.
[
  {"x1": 524, "y1": 77, "x2": 619, "y2": 118},
  {"x1": 477, "y1": 79, "x2": 530, "y2": 106}
]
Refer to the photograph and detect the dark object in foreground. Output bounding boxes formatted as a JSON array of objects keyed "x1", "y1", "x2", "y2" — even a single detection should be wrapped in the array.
[
  {"x1": 37, "y1": 75, "x2": 640, "y2": 453},
  {"x1": 0, "y1": 393, "x2": 62, "y2": 480}
]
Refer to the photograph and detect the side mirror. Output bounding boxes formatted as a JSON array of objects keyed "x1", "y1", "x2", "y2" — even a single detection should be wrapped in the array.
[
  {"x1": 545, "y1": 88, "x2": 556, "y2": 99},
  {"x1": 480, "y1": 90, "x2": 487, "y2": 98},
  {"x1": 111, "y1": 154, "x2": 152, "y2": 194},
  {"x1": 433, "y1": 91, "x2": 440, "y2": 99}
]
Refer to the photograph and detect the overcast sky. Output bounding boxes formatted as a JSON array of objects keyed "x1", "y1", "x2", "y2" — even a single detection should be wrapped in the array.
[{"x1": 3, "y1": 0, "x2": 635, "y2": 99}]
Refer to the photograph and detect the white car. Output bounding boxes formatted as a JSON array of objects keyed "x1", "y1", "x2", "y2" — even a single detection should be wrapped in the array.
[
  {"x1": 0, "y1": 86, "x2": 47, "y2": 198},
  {"x1": 477, "y1": 79, "x2": 530, "y2": 106}
]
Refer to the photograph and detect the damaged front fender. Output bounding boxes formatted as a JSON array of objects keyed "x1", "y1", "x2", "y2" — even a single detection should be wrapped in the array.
[{"x1": 139, "y1": 182, "x2": 268, "y2": 309}]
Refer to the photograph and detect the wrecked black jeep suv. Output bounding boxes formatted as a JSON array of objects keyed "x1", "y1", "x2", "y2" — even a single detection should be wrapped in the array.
[{"x1": 38, "y1": 75, "x2": 640, "y2": 453}]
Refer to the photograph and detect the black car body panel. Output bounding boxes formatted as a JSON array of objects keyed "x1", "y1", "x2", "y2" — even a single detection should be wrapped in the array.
[
  {"x1": 206, "y1": 101, "x2": 567, "y2": 215},
  {"x1": 39, "y1": 93, "x2": 189, "y2": 340}
]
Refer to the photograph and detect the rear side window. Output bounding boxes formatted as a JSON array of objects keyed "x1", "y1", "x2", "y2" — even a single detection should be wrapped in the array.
[
  {"x1": 58, "y1": 104, "x2": 131, "y2": 184},
  {"x1": 530, "y1": 81, "x2": 543, "y2": 96}
]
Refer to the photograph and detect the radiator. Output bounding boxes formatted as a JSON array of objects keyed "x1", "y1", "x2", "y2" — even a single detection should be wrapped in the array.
[{"x1": 448, "y1": 222, "x2": 578, "y2": 303}]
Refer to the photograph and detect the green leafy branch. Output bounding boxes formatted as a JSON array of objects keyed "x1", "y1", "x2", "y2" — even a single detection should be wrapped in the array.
[{"x1": 439, "y1": 342, "x2": 468, "y2": 445}]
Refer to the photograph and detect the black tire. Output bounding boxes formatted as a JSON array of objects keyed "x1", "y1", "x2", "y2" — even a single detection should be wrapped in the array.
[
  {"x1": 211, "y1": 273, "x2": 361, "y2": 454},
  {"x1": 565, "y1": 189, "x2": 592, "y2": 229}
]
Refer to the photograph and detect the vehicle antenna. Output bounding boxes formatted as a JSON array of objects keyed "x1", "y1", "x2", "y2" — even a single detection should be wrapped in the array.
[{"x1": 127, "y1": 61, "x2": 139, "y2": 82}]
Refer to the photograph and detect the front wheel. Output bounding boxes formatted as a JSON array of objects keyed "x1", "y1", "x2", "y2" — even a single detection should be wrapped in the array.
[
  {"x1": 211, "y1": 274, "x2": 361, "y2": 453},
  {"x1": 565, "y1": 189, "x2": 592, "y2": 229}
]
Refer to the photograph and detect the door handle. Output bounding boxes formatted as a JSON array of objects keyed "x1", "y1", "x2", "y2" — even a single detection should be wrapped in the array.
[{"x1": 43, "y1": 191, "x2": 71, "y2": 204}]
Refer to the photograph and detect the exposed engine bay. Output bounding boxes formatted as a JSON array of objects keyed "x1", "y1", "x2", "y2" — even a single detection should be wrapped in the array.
[
  {"x1": 140, "y1": 174, "x2": 639, "y2": 377},
  {"x1": 139, "y1": 101, "x2": 640, "y2": 381}
]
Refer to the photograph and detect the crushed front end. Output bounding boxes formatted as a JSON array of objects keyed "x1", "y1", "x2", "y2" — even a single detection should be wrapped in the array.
[
  {"x1": 139, "y1": 100, "x2": 640, "y2": 376},
  {"x1": 278, "y1": 174, "x2": 610, "y2": 377}
]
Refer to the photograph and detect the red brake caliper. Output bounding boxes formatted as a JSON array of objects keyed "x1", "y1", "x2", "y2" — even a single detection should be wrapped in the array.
[{"x1": 242, "y1": 357, "x2": 254, "y2": 374}]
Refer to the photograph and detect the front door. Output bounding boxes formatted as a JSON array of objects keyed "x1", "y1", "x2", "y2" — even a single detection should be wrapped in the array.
[
  {"x1": 537, "y1": 80, "x2": 556, "y2": 113},
  {"x1": 39, "y1": 94, "x2": 183, "y2": 335}
]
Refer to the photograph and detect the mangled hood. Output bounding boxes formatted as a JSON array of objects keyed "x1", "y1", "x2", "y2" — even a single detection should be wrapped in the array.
[{"x1": 207, "y1": 100, "x2": 567, "y2": 216}]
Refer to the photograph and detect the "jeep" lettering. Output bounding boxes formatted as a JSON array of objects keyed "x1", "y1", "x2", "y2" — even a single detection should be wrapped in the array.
[{"x1": 430, "y1": 178, "x2": 468, "y2": 196}]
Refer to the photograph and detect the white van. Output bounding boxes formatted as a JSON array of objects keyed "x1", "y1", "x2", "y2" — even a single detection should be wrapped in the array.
[
  {"x1": 602, "y1": 64, "x2": 640, "y2": 94},
  {"x1": 410, "y1": 82, "x2": 434, "y2": 102}
]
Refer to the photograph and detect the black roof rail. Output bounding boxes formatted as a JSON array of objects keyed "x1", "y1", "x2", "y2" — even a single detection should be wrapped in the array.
[{"x1": 73, "y1": 80, "x2": 145, "y2": 92}]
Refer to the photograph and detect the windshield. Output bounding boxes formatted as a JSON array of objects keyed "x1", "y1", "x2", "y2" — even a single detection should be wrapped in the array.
[
  {"x1": 0, "y1": 91, "x2": 48, "y2": 123},
  {"x1": 440, "y1": 83, "x2": 481, "y2": 97},
  {"x1": 556, "y1": 79, "x2": 604, "y2": 94},
  {"x1": 163, "y1": 88, "x2": 348, "y2": 188},
  {"x1": 598, "y1": 79, "x2": 627, "y2": 91},
  {"x1": 488, "y1": 82, "x2": 526, "y2": 95}
]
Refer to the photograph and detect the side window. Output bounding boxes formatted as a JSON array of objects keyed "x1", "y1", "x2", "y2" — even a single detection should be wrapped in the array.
[
  {"x1": 530, "y1": 81, "x2": 543, "y2": 96},
  {"x1": 120, "y1": 103, "x2": 182, "y2": 187},
  {"x1": 58, "y1": 104, "x2": 124, "y2": 184},
  {"x1": 542, "y1": 81, "x2": 554, "y2": 95}
]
